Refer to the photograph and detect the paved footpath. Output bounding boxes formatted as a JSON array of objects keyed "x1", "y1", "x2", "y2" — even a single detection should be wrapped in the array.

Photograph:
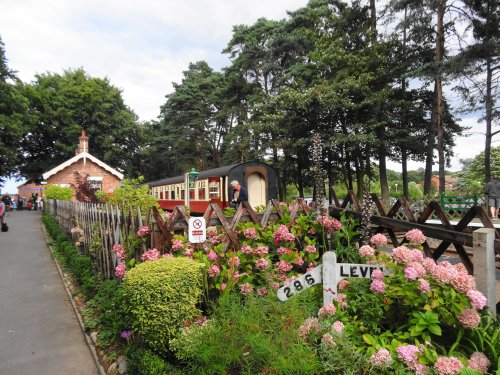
[{"x1": 0, "y1": 210, "x2": 99, "y2": 375}]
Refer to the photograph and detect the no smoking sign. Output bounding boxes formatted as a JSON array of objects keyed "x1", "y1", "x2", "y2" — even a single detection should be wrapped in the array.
[{"x1": 188, "y1": 217, "x2": 206, "y2": 243}]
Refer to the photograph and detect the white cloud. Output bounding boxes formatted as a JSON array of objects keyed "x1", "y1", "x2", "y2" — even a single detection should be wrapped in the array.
[{"x1": 0, "y1": 0, "x2": 308, "y2": 122}]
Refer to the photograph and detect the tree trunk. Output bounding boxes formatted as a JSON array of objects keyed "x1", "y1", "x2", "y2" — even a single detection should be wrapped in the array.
[
  {"x1": 434, "y1": 1, "x2": 446, "y2": 194},
  {"x1": 402, "y1": 148, "x2": 409, "y2": 198},
  {"x1": 424, "y1": 116, "x2": 435, "y2": 195},
  {"x1": 297, "y1": 155, "x2": 304, "y2": 198},
  {"x1": 484, "y1": 57, "x2": 493, "y2": 182}
]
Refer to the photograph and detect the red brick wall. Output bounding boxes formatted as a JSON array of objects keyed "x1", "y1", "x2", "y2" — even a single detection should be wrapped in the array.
[
  {"x1": 18, "y1": 182, "x2": 46, "y2": 200},
  {"x1": 46, "y1": 159, "x2": 121, "y2": 200}
]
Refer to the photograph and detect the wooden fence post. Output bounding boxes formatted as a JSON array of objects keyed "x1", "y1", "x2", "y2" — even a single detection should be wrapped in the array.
[{"x1": 472, "y1": 228, "x2": 497, "y2": 312}]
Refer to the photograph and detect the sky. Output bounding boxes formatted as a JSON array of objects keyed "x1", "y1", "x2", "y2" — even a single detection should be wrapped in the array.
[{"x1": 0, "y1": 0, "x2": 489, "y2": 194}]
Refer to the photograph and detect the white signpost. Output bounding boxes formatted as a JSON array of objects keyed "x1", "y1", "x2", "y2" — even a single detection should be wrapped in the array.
[
  {"x1": 188, "y1": 217, "x2": 206, "y2": 244},
  {"x1": 277, "y1": 251, "x2": 387, "y2": 305}
]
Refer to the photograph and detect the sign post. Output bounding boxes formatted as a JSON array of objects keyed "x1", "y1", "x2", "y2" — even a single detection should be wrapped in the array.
[
  {"x1": 188, "y1": 217, "x2": 206, "y2": 244},
  {"x1": 277, "y1": 251, "x2": 387, "y2": 305}
]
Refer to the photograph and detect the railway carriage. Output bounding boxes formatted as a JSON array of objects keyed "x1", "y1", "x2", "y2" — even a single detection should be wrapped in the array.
[{"x1": 148, "y1": 162, "x2": 278, "y2": 213}]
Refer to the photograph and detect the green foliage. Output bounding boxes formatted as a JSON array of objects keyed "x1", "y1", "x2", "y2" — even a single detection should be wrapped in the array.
[
  {"x1": 461, "y1": 147, "x2": 500, "y2": 188},
  {"x1": 126, "y1": 344, "x2": 172, "y2": 375},
  {"x1": 330, "y1": 212, "x2": 362, "y2": 263},
  {"x1": 318, "y1": 336, "x2": 374, "y2": 375},
  {"x1": 83, "y1": 280, "x2": 129, "y2": 347},
  {"x1": 105, "y1": 176, "x2": 159, "y2": 216},
  {"x1": 122, "y1": 257, "x2": 205, "y2": 354},
  {"x1": 45, "y1": 184, "x2": 73, "y2": 201},
  {"x1": 42, "y1": 213, "x2": 97, "y2": 297},
  {"x1": 170, "y1": 291, "x2": 321, "y2": 374},
  {"x1": 18, "y1": 68, "x2": 142, "y2": 181}
]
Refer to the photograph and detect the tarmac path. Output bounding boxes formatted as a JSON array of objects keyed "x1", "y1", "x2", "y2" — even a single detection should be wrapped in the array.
[{"x1": 0, "y1": 210, "x2": 99, "y2": 375}]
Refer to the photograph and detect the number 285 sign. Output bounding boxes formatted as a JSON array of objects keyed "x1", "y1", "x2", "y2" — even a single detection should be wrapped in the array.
[{"x1": 277, "y1": 251, "x2": 387, "y2": 305}]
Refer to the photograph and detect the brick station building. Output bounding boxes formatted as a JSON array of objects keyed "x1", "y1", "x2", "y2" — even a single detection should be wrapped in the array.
[{"x1": 42, "y1": 131, "x2": 123, "y2": 199}]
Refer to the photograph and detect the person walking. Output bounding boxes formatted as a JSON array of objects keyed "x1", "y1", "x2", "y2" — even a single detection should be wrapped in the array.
[
  {"x1": 230, "y1": 180, "x2": 248, "y2": 207},
  {"x1": 484, "y1": 175, "x2": 500, "y2": 220}
]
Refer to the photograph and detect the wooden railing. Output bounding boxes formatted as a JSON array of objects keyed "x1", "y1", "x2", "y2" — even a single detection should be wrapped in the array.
[{"x1": 330, "y1": 190, "x2": 500, "y2": 274}]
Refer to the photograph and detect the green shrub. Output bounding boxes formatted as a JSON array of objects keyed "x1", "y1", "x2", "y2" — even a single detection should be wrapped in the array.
[
  {"x1": 45, "y1": 184, "x2": 73, "y2": 201},
  {"x1": 122, "y1": 257, "x2": 205, "y2": 354},
  {"x1": 170, "y1": 290, "x2": 321, "y2": 374},
  {"x1": 126, "y1": 344, "x2": 170, "y2": 375}
]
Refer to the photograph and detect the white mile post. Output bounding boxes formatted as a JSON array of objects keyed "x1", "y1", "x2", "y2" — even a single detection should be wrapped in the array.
[{"x1": 322, "y1": 251, "x2": 338, "y2": 305}]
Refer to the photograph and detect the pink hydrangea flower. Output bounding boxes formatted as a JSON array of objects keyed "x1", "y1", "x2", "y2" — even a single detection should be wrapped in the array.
[
  {"x1": 359, "y1": 245, "x2": 375, "y2": 258},
  {"x1": 305, "y1": 245, "x2": 317, "y2": 253},
  {"x1": 467, "y1": 290, "x2": 487, "y2": 310},
  {"x1": 273, "y1": 224, "x2": 296, "y2": 245},
  {"x1": 162, "y1": 253, "x2": 173, "y2": 258},
  {"x1": 409, "y1": 262, "x2": 427, "y2": 277},
  {"x1": 183, "y1": 249, "x2": 194, "y2": 258},
  {"x1": 318, "y1": 302, "x2": 336, "y2": 317},
  {"x1": 316, "y1": 216, "x2": 342, "y2": 233},
  {"x1": 112, "y1": 243, "x2": 126, "y2": 260},
  {"x1": 450, "y1": 273, "x2": 476, "y2": 293},
  {"x1": 467, "y1": 352, "x2": 490, "y2": 373},
  {"x1": 432, "y1": 263, "x2": 458, "y2": 284},
  {"x1": 227, "y1": 255, "x2": 240, "y2": 268},
  {"x1": 332, "y1": 321, "x2": 344, "y2": 334},
  {"x1": 207, "y1": 251, "x2": 218, "y2": 261},
  {"x1": 422, "y1": 257, "x2": 437, "y2": 272},
  {"x1": 298, "y1": 317, "x2": 321, "y2": 338},
  {"x1": 208, "y1": 264, "x2": 221, "y2": 277},
  {"x1": 239, "y1": 283, "x2": 254, "y2": 295},
  {"x1": 404, "y1": 267, "x2": 419, "y2": 281},
  {"x1": 275, "y1": 260, "x2": 293, "y2": 273},
  {"x1": 338, "y1": 279, "x2": 350, "y2": 291},
  {"x1": 240, "y1": 245, "x2": 252, "y2": 254},
  {"x1": 220, "y1": 283, "x2": 226, "y2": 291},
  {"x1": 271, "y1": 282, "x2": 280, "y2": 290},
  {"x1": 371, "y1": 269, "x2": 385, "y2": 280},
  {"x1": 391, "y1": 246, "x2": 414, "y2": 265},
  {"x1": 370, "y1": 348, "x2": 392, "y2": 368},
  {"x1": 370, "y1": 233, "x2": 388, "y2": 246},
  {"x1": 232, "y1": 271, "x2": 241, "y2": 280},
  {"x1": 370, "y1": 279, "x2": 385, "y2": 293},
  {"x1": 254, "y1": 245, "x2": 269, "y2": 256},
  {"x1": 255, "y1": 258, "x2": 269, "y2": 270},
  {"x1": 164, "y1": 212, "x2": 173, "y2": 220},
  {"x1": 172, "y1": 239, "x2": 184, "y2": 251},
  {"x1": 459, "y1": 308, "x2": 481, "y2": 328},
  {"x1": 115, "y1": 263, "x2": 126, "y2": 279},
  {"x1": 434, "y1": 356, "x2": 463, "y2": 375},
  {"x1": 277, "y1": 246, "x2": 291, "y2": 256},
  {"x1": 257, "y1": 287, "x2": 268, "y2": 296},
  {"x1": 141, "y1": 248, "x2": 160, "y2": 261},
  {"x1": 243, "y1": 227, "x2": 257, "y2": 239},
  {"x1": 405, "y1": 229, "x2": 426, "y2": 244},
  {"x1": 321, "y1": 333, "x2": 335, "y2": 346},
  {"x1": 418, "y1": 278, "x2": 431, "y2": 293},
  {"x1": 136, "y1": 226, "x2": 150, "y2": 237},
  {"x1": 397, "y1": 345, "x2": 421, "y2": 369}
]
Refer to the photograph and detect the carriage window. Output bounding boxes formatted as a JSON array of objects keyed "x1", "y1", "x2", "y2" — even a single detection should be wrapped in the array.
[
  {"x1": 171, "y1": 190, "x2": 175, "y2": 200},
  {"x1": 160, "y1": 191, "x2": 164, "y2": 199},
  {"x1": 154, "y1": 190, "x2": 158, "y2": 198},
  {"x1": 209, "y1": 181, "x2": 219, "y2": 198}
]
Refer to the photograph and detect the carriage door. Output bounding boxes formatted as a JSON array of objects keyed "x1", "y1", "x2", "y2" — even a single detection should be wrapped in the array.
[{"x1": 247, "y1": 172, "x2": 266, "y2": 208}]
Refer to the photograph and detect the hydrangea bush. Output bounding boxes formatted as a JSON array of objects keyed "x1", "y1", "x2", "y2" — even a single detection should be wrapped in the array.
[{"x1": 297, "y1": 229, "x2": 497, "y2": 374}]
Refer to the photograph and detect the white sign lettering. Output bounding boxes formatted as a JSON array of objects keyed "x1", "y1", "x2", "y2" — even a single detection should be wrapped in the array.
[{"x1": 188, "y1": 217, "x2": 206, "y2": 243}]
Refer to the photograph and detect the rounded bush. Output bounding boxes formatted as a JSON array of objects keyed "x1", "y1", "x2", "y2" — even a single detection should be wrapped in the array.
[{"x1": 122, "y1": 257, "x2": 205, "y2": 354}]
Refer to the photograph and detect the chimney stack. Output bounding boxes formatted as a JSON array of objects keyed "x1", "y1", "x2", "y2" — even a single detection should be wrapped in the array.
[{"x1": 75, "y1": 130, "x2": 89, "y2": 155}]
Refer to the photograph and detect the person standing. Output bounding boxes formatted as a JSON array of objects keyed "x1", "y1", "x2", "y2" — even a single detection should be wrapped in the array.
[
  {"x1": 230, "y1": 180, "x2": 248, "y2": 206},
  {"x1": 484, "y1": 175, "x2": 500, "y2": 220}
]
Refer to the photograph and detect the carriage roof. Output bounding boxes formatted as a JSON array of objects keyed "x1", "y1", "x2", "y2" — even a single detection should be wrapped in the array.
[{"x1": 148, "y1": 163, "x2": 243, "y2": 187}]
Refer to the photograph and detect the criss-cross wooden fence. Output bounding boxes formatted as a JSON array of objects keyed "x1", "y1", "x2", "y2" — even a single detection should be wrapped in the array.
[
  {"x1": 47, "y1": 193, "x2": 496, "y2": 279},
  {"x1": 47, "y1": 199, "x2": 312, "y2": 279},
  {"x1": 330, "y1": 190, "x2": 500, "y2": 274}
]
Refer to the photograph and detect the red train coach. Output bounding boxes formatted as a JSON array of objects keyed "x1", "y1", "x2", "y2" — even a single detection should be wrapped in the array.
[{"x1": 148, "y1": 162, "x2": 278, "y2": 213}]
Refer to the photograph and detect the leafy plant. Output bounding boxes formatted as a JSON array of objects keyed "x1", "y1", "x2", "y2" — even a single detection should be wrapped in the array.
[
  {"x1": 45, "y1": 184, "x2": 73, "y2": 201},
  {"x1": 122, "y1": 257, "x2": 205, "y2": 354}
]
